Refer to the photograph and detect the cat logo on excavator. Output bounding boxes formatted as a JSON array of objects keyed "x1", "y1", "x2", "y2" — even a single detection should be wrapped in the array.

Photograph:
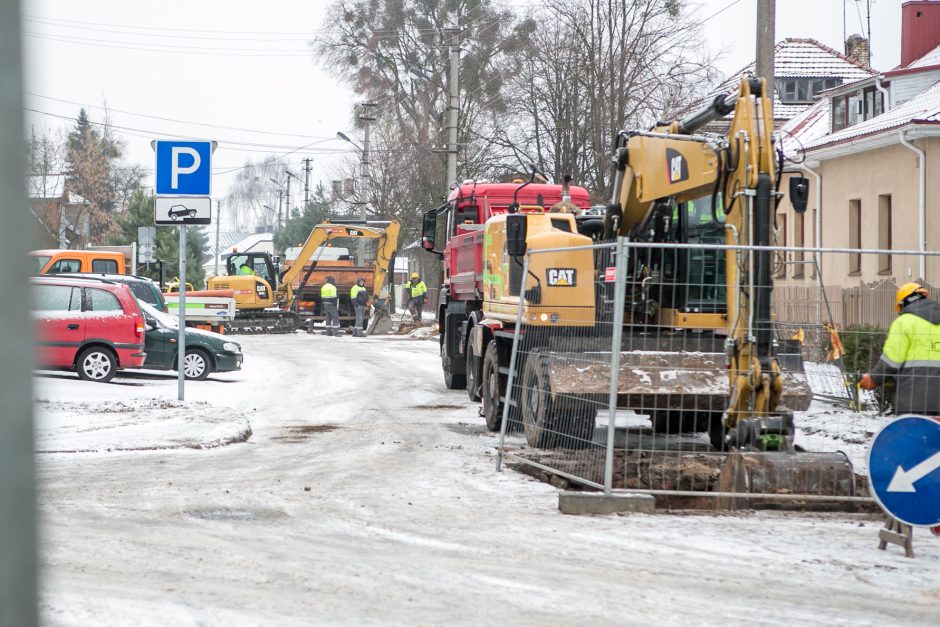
[{"x1": 546, "y1": 268, "x2": 577, "y2": 286}]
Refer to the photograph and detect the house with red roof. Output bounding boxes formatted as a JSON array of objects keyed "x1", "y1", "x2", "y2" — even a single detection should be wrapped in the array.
[{"x1": 778, "y1": 1, "x2": 940, "y2": 290}]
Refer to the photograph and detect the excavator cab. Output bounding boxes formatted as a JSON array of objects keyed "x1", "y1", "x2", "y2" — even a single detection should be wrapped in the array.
[{"x1": 225, "y1": 252, "x2": 277, "y2": 288}]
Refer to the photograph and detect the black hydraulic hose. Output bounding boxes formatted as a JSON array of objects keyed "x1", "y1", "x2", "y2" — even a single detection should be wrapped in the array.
[
  {"x1": 754, "y1": 173, "x2": 774, "y2": 357},
  {"x1": 711, "y1": 149, "x2": 725, "y2": 223}
]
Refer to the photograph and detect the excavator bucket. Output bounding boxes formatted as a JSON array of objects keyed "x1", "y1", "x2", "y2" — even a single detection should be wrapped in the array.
[
  {"x1": 546, "y1": 349, "x2": 812, "y2": 417},
  {"x1": 717, "y1": 450, "x2": 856, "y2": 508}
]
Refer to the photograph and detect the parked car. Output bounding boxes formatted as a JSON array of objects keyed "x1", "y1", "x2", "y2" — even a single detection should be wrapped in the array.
[
  {"x1": 32, "y1": 275, "x2": 146, "y2": 382},
  {"x1": 137, "y1": 301, "x2": 242, "y2": 380},
  {"x1": 57, "y1": 273, "x2": 169, "y2": 312}
]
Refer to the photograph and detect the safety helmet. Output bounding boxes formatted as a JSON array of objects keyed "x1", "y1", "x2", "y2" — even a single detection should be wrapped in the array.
[
  {"x1": 411, "y1": 272, "x2": 420, "y2": 279},
  {"x1": 896, "y1": 282, "x2": 928, "y2": 312}
]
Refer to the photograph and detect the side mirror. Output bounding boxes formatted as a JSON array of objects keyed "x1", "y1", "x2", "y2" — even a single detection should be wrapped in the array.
[
  {"x1": 789, "y1": 176, "x2": 810, "y2": 214},
  {"x1": 506, "y1": 214, "x2": 528, "y2": 256},
  {"x1": 145, "y1": 319, "x2": 156, "y2": 331},
  {"x1": 421, "y1": 210, "x2": 437, "y2": 250}
]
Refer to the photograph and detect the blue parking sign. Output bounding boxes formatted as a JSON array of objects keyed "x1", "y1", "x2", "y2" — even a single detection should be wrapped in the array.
[
  {"x1": 155, "y1": 140, "x2": 212, "y2": 196},
  {"x1": 868, "y1": 415, "x2": 940, "y2": 527}
]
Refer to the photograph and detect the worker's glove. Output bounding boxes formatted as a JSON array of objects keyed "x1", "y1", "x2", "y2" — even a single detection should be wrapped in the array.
[{"x1": 859, "y1": 374, "x2": 877, "y2": 390}]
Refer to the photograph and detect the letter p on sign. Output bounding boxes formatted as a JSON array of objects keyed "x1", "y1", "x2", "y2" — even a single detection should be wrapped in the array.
[
  {"x1": 155, "y1": 140, "x2": 212, "y2": 196},
  {"x1": 171, "y1": 147, "x2": 200, "y2": 190}
]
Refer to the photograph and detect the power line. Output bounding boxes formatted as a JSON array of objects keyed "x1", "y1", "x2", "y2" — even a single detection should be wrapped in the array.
[{"x1": 25, "y1": 93, "x2": 331, "y2": 140}]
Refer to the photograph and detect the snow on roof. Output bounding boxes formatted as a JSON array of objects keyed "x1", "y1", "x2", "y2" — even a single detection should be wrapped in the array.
[
  {"x1": 778, "y1": 98, "x2": 831, "y2": 159},
  {"x1": 901, "y1": 43, "x2": 940, "y2": 70},
  {"x1": 805, "y1": 79, "x2": 940, "y2": 150}
]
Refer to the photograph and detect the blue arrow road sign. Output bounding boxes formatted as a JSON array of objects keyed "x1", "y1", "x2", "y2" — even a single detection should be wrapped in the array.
[
  {"x1": 868, "y1": 415, "x2": 940, "y2": 527},
  {"x1": 155, "y1": 140, "x2": 212, "y2": 196}
]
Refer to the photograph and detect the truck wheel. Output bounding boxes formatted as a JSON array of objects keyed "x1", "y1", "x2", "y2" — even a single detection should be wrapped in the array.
[
  {"x1": 465, "y1": 336, "x2": 481, "y2": 402},
  {"x1": 481, "y1": 340, "x2": 502, "y2": 431},
  {"x1": 709, "y1": 416, "x2": 728, "y2": 451},
  {"x1": 442, "y1": 333, "x2": 466, "y2": 390},
  {"x1": 520, "y1": 353, "x2": 557, "y2": 448}
]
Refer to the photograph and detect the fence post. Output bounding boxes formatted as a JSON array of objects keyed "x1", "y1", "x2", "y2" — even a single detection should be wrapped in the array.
[
  {"x1": 603, "y1": 237, "x2": 629, "y2": 493},
  {"x1": 495, "y1": 251, "x2": 531, "y2": 472}
]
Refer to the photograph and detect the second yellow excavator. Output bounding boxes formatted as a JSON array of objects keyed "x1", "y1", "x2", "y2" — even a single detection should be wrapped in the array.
[{"x1": 207, "y1": 220, "x2": 400, "y2": 333}]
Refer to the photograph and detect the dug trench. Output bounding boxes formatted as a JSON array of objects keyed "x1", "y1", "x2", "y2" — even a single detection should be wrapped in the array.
[{"x1": 508, "y1": 449, "x2": 880, "y2": 513}]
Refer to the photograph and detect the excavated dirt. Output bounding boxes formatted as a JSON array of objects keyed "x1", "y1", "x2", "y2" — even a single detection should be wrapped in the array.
[{"x1": 271, "y1": 424, "x2": 340, "y2": 443}]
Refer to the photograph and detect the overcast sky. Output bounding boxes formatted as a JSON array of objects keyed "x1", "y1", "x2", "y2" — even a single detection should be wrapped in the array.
[{"x1": 21, "y1": 0, "x2": 903, "y2": 214}]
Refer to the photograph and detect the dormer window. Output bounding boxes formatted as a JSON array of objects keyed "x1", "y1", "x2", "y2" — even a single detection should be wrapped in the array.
[
  {"x1": 775, "y1": 77, "x2": 842, "y2": 104},
  {"x1": 831, "y1": 86, "x2": 885, "y2": 131}
]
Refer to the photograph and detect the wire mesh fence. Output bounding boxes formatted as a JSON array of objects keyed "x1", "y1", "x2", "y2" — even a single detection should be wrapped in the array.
[{"x1": 496, "y1": 239, "x2": 939, "y2": 506}]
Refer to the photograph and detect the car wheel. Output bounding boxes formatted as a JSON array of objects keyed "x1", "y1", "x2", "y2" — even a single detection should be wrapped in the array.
[
  {"x1": 188, "y1": 210, "x2": 196, "y2": 218},
  {"x1": 183, "y1": 349, "x2": 212, "y2": 380},
  {"x1": 76, "y1": 346, "x2": 117, "y2": 383}
]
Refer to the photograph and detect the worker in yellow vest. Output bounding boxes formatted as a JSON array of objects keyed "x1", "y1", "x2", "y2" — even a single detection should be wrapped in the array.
[
  {"x1": 350, "y1": 277, "x2": 368, "y2": 337},
  {"x1": 320, "y1": 276, "x2": 340, "y2": 336},
  {"x1": 405, "y1": 272, "x2": 427, "y2": 321}
]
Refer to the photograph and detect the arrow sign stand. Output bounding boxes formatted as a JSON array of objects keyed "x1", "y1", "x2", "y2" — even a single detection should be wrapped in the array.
[{"x1": 878, "y1": 516, "x2": 914, "y2": 558}]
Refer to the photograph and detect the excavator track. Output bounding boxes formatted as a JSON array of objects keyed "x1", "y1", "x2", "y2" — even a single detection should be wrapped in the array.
[{"x1": 226, "y1": 311, "x2": 300, "y2": 334}]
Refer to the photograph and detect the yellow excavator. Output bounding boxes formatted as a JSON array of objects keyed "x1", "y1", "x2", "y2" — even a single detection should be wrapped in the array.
[
  {"x1": 473, "y1": 78, "x2": 853, "y2": 496},
  {"x1": 207, "y1": 220, "x2": 400, "y2": 333}
]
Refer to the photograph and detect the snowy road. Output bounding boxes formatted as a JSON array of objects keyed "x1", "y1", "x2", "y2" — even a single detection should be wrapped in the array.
[{"x1": 35, "y1": 334, "x2": 940, "y2": 625}]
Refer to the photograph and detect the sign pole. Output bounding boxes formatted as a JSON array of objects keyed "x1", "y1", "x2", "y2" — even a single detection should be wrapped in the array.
[{"x1": 178, "y1": 225, "x2": 187, "y2": 401}]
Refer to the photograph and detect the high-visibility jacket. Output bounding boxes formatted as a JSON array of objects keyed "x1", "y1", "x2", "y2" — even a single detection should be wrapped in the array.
[
  {"x1": 871, "y1": 298, "x2": 940, "y2": 414},
  {"x1": 407, "y1": 280, "x2": 427, "y2": 300},
  {"x1": 238, "y1": 265, "x2": 254, "y2": 275},
  {"x1": 350, "y1": 284, "x2": 367, "y2": 306},
  {"x1": 320, "y1": 282, "x2": 338, "y2": 305}
]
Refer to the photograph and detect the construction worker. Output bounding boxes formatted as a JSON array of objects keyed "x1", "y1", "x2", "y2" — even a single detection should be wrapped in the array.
[
  {"x1": 350, "y1": 277, "x2": 368, "y2": 337},
  {"x1": 320, "y1": 275, "x2": 340, "y2": 337},
  {"x1": 405, "y1": 272, "x2": 427, "y2": 320},
  {"x1": 860, "y1": 283, "x2": 940, "y2": 416},
  {"x1": 238, "y1": 263, "x2": 254, "y2": 276}
]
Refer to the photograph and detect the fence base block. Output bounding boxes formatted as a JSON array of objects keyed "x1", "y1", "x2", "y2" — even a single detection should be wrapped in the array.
[{"x1": 559, "y1": 491, "x2": 656, "y2": 515}]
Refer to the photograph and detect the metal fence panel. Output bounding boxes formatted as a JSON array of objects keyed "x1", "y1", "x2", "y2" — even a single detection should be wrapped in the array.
[{"x1": 498, "y1": 240, "x2": 939, "y2": 506}]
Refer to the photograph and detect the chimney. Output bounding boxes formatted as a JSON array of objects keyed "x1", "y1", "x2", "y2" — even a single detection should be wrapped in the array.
[
  {"x1": 901, "y1": 1, "x2": 940, "y2": 67},
  {"x1": 844, "y1": 34, "x2": 871, "y2": 67}
]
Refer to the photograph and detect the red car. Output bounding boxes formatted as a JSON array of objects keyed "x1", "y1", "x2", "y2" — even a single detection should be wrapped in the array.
[{"x1": 32, "y1": 275, "x2": 147, "y2": 382}]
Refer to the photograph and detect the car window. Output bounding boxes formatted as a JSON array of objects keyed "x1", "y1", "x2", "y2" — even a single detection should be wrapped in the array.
[
  {"x1": 34, "y1": 284, "x2": 81, "y2": 311},
  {"x1": 33, "y1": 255, "x2": 52, "y2": 275},
  {"x1": 92, "y1": 259, "x2": 119, "y2": 274},
  {"x1": 126, "y1": 281, "x2": 156, "y2": 306},
  {"x1": 48, "y1": 259, "x2": 81, "y2": 273},
  {"x1": 86, "y1": 288, "x2": 123, "y2": 312}
]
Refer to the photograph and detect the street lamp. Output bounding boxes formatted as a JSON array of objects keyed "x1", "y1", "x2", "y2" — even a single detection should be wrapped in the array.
[
  {"x1": 336, "y1": 131, "x2": 361, "y2": 150},
  {"x1": 270, "y1": 177, "x2": 290, "y2": 223}
]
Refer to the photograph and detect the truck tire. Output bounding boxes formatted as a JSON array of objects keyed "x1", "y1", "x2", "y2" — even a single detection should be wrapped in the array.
[
  {"x1": 554, "y1": 398, "x2": 596, "y2": 449},
  {"x1": 465, "y1": 335, "x2": 481, "y2": 402},
  {"x1": 441, "y1": 327, "x2": 466, "y2": 390},
  {"x1": 520, "y1": 353, "x2": 557, "y2": 448},
  {"x1": 481, "y1": 340, "x2": 503, "y2": 431}
]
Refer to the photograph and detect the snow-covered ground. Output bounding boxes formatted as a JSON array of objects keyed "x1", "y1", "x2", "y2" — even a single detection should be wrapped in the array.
[{"x1": 33, "y1": 334, "x2": 940, "y2": 625}]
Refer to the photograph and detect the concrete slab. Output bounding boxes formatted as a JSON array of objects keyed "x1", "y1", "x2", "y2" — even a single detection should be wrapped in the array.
[{"x1": 558, "y1": 491, "x2": 656, "y2": 515}]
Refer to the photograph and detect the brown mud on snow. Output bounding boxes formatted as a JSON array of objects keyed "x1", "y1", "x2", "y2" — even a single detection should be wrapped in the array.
[{"x1": 272, "y1": 424, "x2": 340, "y2": 443}]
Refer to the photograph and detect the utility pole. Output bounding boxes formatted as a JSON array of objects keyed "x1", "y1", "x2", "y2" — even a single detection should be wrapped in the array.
[
  {"x1": 276, "y1": 190, "x2": 283, "y2": 231},
  {"x1": 756, "y1": 0, "x2": 775, "y2": 92},
  {"x1": 302, "y1": 158, "x2": 311, "y2": 209},
  {"x1": 214, "y1": 199, "x2": 222, "y2": 276},
  {"x1": 285, "y1": 176, "x2": 291, "y2": 219},
  {"x1": 446, "y1": 28, "x2": 460, "y2": 187},
  {"x1": 357, "y1": 102, "x2": 377, "y2": 262}
]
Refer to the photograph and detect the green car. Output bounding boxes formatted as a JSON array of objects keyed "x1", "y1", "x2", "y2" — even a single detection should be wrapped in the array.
[{"x1": 138, "y1": 301, "x2": 243, "y2": 380}]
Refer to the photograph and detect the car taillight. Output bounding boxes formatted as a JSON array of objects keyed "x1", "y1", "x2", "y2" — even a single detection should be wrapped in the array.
[{"x1": 135, "y1": 317, "x2": 144, "y2": 337}]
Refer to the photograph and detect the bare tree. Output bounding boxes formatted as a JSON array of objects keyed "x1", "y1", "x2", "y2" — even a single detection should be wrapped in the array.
[
  {"x1": 500, "y1": 0, "x2": 719, "y2": 197},
  {"x1": 226, "y1": 157, "x2": 293, "y2": 232}
]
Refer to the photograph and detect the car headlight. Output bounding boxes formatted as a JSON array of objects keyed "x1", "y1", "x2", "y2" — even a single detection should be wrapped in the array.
[{"x1": 223, "y1": 342, "x2": 241, "y2": 353}]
